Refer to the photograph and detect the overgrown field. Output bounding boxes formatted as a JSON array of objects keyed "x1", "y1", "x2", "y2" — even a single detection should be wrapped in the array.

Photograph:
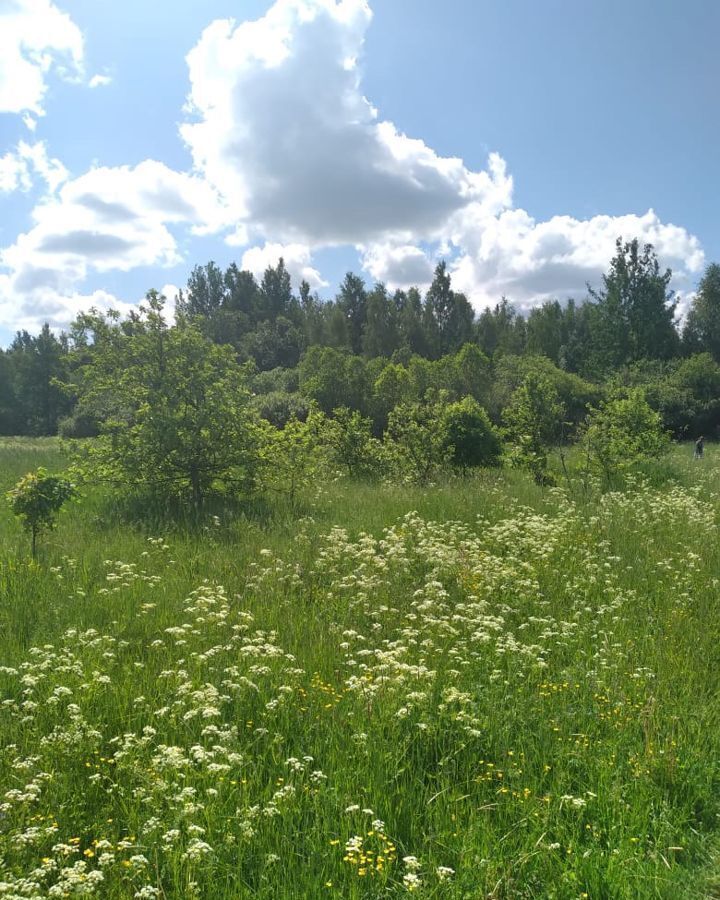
[{"x1": 2, "y1": 441, "x2": 720, "y2": 898}]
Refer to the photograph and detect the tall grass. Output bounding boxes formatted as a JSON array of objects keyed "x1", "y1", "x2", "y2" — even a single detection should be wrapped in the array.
[{"x1": 1, "y1": 442, "x2": 719, "y2": 898}]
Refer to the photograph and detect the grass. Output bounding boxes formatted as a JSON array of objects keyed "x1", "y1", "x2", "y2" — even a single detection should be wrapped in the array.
[{"x1": 1, "y1": 441, "x2": 720, "y2": 898}]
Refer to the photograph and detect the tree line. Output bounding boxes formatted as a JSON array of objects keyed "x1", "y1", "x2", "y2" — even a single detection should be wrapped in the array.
[{"x1": 1, "y1": 239, "x2": 720, "y2": 445}]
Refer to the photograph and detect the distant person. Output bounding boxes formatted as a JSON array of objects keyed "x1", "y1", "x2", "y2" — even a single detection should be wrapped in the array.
[{"x1": 694, "y1": 436, "x2": 704, "y2": 459}]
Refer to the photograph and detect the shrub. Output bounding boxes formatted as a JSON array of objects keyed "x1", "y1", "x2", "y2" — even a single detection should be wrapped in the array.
[
  {"x1": 441, "y1": 397, "x2": 502, "y2": 470},
  {"x1": 324, "y1": 407, "x2": 386, "y2": 479},
  {"x1": 253, "y1": 391, "x2": 309, "y2": 429},
  {"x1": 503, "y1": 375, "x2": 565, "y2": 485},
  {"x1": 583, "y1": 389, "x2": 669, "y2": 488},
  {"x1": 7, "y1": 467, "x2": 75, "y2": 557},
  {"x1": 57, "y1": 412, "x2": 100, "y2": 439},
  {"x1": 386, "y1": 402, "x2": 450, "y2": 485}
]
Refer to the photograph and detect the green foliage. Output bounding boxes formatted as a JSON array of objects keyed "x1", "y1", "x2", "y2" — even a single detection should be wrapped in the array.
[
  {"x1": 437, "y1": 343, "x2": 492, "y2": 406},
  {"x1": 492, "y1": 354, "x2": 599, "y2": 430},
  {"x1": 57, "y1": 411, "x2": 100, "y2": 439},
  {"x1": 4, "y1": 441, "x2": 720, "y2": 897},
  {"x1": 257, "y1": 411, "x2": 328, "y2": 507},
  {"x1": 323, "y1": 407, "x2": 386, "y2": 478},
  {"x1": 74, "y1": 293, "x2": 260, "y2": 513},
  {"x1": 3, "y1": 324, "x2": 71, "y2": 436},
  {"x1": 253, "y1": 391, "x2": 309, "y2": 429},
  {"x1": 362, "y1": 283, "x2": 398, "y2": 358},
  {"x1": 371, "y1": 362, "x2": 413, "y2": 430},
  {"x1": 386, "y1": 401, "x2": 450, "y2": 484},
  {"x1": 617, "y1": 354, "x2": 720, "y2": 440},
  {"x1": 298, "y1": 347, "x2": 370, "y2": 415},
  {"x1": 589, "y1": 238, "x2": 678, "y2": 370},
  {"x1": 441, "y1": 397, "x2": 502, "y2": 469},
  {"x1": 476, "y1": 297, "x2": 527, "y2": 358},
  {"x1": 7, "y1": 466, "x2": 75, "y2": 556},
  {"x1": 251, "y1": 366, "x2": 299, "y2": 395},
  {"x1": 682, "y1": 263, "x2": 720, "y2": 358},
  {"x1": 584, "y1": 388, "x2": 669, "y2": 487},
  {"x1": 503, "y1": 375, "x2": 565, "y2": 484},
  {"x1": 422, "y1": 261, "x2": 475, "y2": 357}
]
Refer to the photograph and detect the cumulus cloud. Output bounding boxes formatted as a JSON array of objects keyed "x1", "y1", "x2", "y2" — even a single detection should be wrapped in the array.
[
  {"x1": 360, "y1": 242, "x2": 436, "y2": 290},
  {"x1": 0, "y1": 148, "x2": 33, "y2": 194},
  {"x1": 0, "y1": 282, "x2": 131, "y2": 332},
  {"x1": 179, "y1": 0, "x2": 704, "y2": 308},
  {"x1": 240, "y1": 242, "x2": 328, "y2": 289},
  {"x1": 1, "y1": 0, "x2": 707, "y2": 335},
  {"x1": 0, "y1": 159, "x2": 229, "y2": 330},
  {"x1": 447, "y1": 208, "x2": 705, "y2": 311},
  {"x1": 181, "y1": 0, "x2": 511, "y2": 246},
  {"x1": 0, "y1": 140, "x2": 68, "y2": 194},
  {"x1": 0, "y1": 0, "x2": 84, "y2": 119}
]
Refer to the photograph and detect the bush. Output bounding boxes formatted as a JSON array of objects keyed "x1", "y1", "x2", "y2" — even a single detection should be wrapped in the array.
[
  {"x1": 386, "y1": 402, "x2": 450, "y2": 485},
  {"x1": 257, "y1": 412, "x2": 328, "y2": 508},
  {"x1": 583, "y1": 389, "x2": 669, "y2": 488},
  {"x1": 74, "y1": 295, "x2": 260, "y2": 514},
  {"x1": 253, "y1": 391, "x2": 309, "y2": 429},
  {"x1": 57, "y1": 412, "x2": 100, "y2": 439},
  {"x1": 503, "y1": 375, "x2": 565, "y2": 485},
  {"x1": 441, "y1": 397, "x2": 502, "y2": 469},
  {"x1": 324, "y1": 407, "x2": 386, "y2": 479},
  {"x1": 7, "y1": 467, "x2": 75, "y2": 557}
]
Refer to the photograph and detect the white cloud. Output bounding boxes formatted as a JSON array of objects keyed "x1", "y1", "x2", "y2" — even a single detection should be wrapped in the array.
[
  {"x1": 447, "y1": 207, "x2": 705, "y2": 311},
  {"x1": 360, "y1": 242, "x2": 435, "y2": 290},
  {"x1": 0, "y1": 140, "x2": 68, "y2": 194},
  {"x1": 0, "y1": 159, "x2": 229, "y2": 331},
  {"x1": 181, "y1": 0, "x2": 510, "y2": 246},
  {"x1": 240, "y1": 242, "x2": 328, "y2": 289},
  {"x1": 180, "y1": 0, "x2": 704, "y2": 309},
  {"x1": 1, "y1": 0, "x2": 707, "y2": 336},
  {"x1": 0, "y1": 282, "x2": 132, "y2": 332},
  {"x1": 0, "y1": 0, "x2": 84, "y2": 118},
  {"x1": 88, "y1": 73, "x2": 112, "y2": 88},
  {"x1": 159, "y1": 282, "x2": 181, "y2": 319},
  {"x1": 0, "y1": 148, "x2": 32, "y2": 193}
]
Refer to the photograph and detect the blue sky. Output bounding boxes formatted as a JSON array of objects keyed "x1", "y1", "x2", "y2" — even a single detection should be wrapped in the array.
[{"x1": 0, "y1": 0, "x2": 717, "y2": 345}]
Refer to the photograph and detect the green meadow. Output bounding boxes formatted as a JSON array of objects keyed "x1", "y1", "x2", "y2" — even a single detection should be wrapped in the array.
[{"x1": 1, "y1": 440, "x2": 720, "y2": 898}]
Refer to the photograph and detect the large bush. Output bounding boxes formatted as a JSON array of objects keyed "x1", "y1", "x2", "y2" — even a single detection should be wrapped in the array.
[
  {"x1": 386, "y1": 402, "x2": 450, "y2": 484},
  {"x1": 324, "y1": 407, "x2": 386, "y2": 478},
  {"x1": 74, "y1": 294, "x2": 260, "y2": 513},
  {"x1": 441, "y1": 397, "x2": 502, "y2": 469},
  {"x1": 584, "y1": 389, "x2": 669, "y2": 487},
  {"x1": 503, "y1": 375, "x2": 565, "y2": 485}
]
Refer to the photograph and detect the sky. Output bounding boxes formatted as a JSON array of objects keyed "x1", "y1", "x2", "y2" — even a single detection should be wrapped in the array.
[{"x1": 0, "y1": 0, "x2": 718, "y2": 346}]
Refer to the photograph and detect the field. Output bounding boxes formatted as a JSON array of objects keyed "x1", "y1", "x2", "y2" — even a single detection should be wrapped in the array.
[{"x1": 1, "y1": 440, "x2": 720, "y2": 898}]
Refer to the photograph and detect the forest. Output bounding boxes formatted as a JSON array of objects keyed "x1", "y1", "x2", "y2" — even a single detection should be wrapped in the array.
[{"x1": 2, "y1": 239, "x2": 720, "y2": 455}]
